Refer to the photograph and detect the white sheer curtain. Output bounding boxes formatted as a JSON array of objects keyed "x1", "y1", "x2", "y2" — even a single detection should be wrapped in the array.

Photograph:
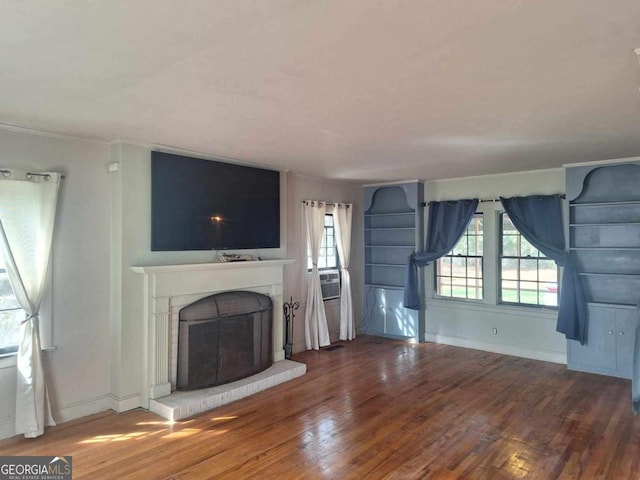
[
  {"x1": 303, "y1": 200, "x2": 331, "y2": 350},
  {"x1": 333, "y1": 203, "x2": 355, "y2": 341},
  {"x1": 0, "y1": 170, "x2": 60, "y2": 438}
]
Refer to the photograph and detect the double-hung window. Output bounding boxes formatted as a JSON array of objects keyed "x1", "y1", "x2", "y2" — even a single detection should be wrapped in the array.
[
  {"x1": 307, "y1": 214, "x2": 338, "y2": 271},
  {"x1": 0, "y1": 256, "x2": 24, "y2": 355},
  {"x1": 499, "y1": 213, "x2": 558, "y2": 307},
  {"x1": 435, "y1": 213, "x2": 483, "y2": 300}
]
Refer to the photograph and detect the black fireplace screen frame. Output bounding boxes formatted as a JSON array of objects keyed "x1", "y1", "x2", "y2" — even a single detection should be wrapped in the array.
[{"x1": 177, "y1": 290, "x2": 273, "y2": 390}]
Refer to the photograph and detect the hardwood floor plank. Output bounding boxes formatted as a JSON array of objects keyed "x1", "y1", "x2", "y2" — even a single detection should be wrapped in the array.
[{"x1": 2, "y1": 335, "x2": 640, "y2": 479}]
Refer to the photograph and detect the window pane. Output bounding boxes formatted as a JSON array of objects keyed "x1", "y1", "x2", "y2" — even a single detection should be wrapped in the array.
[
  {"x1": 0, "y1": 261, "x2": 22, "y2": 351},
  {"x1": 538, "y1": 260, "x2": 557, "y2": 282},
  {"x1": 326, "y1": 234, "x2": 334, "y2": 248},
  {"x1": 541, "y1": 284, "x2": 558, "y2": 307},
  {"x1": 467, "y1": 235, "x2": 479, "y2": 255},
  {"x1": 520, "y1": 237, "x2": 539, "y2": 258},
  {"x1": 451, "y1": 277, "x2": 466, "y2": 298},
  {"x1": 499, "y1": 213, "x2": 558, "y2": 307},
  {"x1": 467, "y1": 258, "x2": 482, "y2": 278},
  {"x1": 466, "y1": 278, "x2": 483, "y2": 299},
  {"x1": 519, "y1": 281, "x2": 539, "y2": 305},
  {"x1": 519, "y1": 259, "x2": 538, "y2": 281},
  {"x1": 437, "y1": 277, "x2": 452, "y2": 297},
  {"x1": 476, "y1": 235, "x2": 483, "y2": 255},
  {"x1": 502, "y1": 215, "x2": 517, "y2": 234},
  {"x1": 435, "y1": 213, "x2": 483, "y2": 300},
  {"x1": 0, "y1": 273, "x2": 20, "y2": 310},
  {"x1": 451, "y1": 257, "x2": 466, "y2": 277},
  {"x1": 0, "y1": 309, "x2": 23, "y2": 351},
  {"x1": 308, "y1": 214, "x2": 338, "y2": 271},
  {"x1": 501, "y1": 258, "x2": 519, "y2": 280},
  {"x1": 440, "y1": 285, "x2": 452, "y2": 297},
  {"x1": 452, "y1": 240, "x2": 467, "y2": 256},
  {"x1": 501, "y1": 280, "x2": 519, "y2": 303},
  {"x1": 502, "y1": 234, "x2": 518, "y2": 257},
  {"x1": 438, "y1": 257, "x2": 452, "y2": 276}
]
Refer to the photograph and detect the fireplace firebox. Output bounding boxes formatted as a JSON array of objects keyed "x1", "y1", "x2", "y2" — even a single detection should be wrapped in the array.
[{"x1": 177, "y1": 291, "x2": 273, "y2": 390}]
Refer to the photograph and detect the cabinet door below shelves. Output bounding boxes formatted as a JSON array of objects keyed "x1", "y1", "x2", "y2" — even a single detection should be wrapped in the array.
[
  {"x1": 568, "y1": 306, "x2": 616, "y2": 373},
  {"x1": 363, "y1": 287, "x2": 385, "y2": 335},
  {"x1": 568, "y1": 304, "x2": 638, "y2": 379},
  {"x1": 615, "y1": 308, "x2": 637, "y2": 378},
  {"x1": 384, "y1": 288, "x2": 417, "y2": 338},
  {"x1": 365, "y1": 287, "x2": 417, "y2": 339}
]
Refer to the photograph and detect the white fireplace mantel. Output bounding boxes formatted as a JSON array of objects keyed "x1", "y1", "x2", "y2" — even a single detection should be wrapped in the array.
[{"x1": 132, "y1": 259, "x2": 295, "y2": 408}]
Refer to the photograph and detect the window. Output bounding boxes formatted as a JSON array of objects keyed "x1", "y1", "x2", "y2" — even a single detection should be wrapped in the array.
[
  {"x1": 307, "y1": 214, "x2": 338, "y2": 271},
  {"x1": 0, "y1": 257, "x2": 24, "y2": 355},
  {"x1": 436, "y1": 213, "x2": 483, "y2": 300},
  {"x1": 500, "y1": 213, "x2": 558, "y2": 307}
]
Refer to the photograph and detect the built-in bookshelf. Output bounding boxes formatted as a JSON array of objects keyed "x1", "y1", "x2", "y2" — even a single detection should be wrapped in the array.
[
  {"x1": 363, "y1": 182, "x2": 423, "y2": 341},
  {"x1": 566, "y1": 162, "x2": 640, "y2": 378}
]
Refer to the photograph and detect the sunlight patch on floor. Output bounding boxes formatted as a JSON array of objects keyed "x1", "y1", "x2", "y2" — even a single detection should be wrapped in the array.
[
  {"x1": 79, "y1": 431, "x2": 149, "y2": 444},
  {"x1": 161, "y1": 428, "x2": 202, "y2": 440},
  {"x1": 135, "y1": 420, "x2": 175, "y2": 426}
]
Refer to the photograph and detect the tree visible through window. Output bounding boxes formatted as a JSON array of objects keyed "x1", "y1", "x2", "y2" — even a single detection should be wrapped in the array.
[
  {"x1": 500, "y1": 213, "x2": 558, "y2": 307},
  {"x1": 0, "y1": 256, "x2": 24, "y2": 355},
  {"x1": 307, "y1": 214, "x2": 338, "y2": 271},
  {"x1": 436, "y1": 213, "x2": 483, "y2": 300}
]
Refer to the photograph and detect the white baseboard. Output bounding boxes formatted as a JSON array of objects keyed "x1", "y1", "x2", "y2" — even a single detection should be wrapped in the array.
[
  {"x1": 109, "y1": 394, "x2": 141, "y2": 413},
  {"x1": 425, "y1": 333, "x2": 567, "y2": 365},
  {"x1": 53, "y1": 394, "x2": 113, "y2": 424},
  {"x1": 0, "y1": 393, "x2": 119, "y2": 441}
]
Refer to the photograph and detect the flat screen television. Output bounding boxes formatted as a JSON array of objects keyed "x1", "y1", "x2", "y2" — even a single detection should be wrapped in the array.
[{"x1": 151, "y1": 151, "x2": 280, "y2": 251}]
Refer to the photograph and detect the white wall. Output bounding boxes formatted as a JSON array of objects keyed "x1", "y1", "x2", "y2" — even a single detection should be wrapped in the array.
[
  {"x1": 285, "y1": 173, "x2": 364, "y2": 353},
  {"x1": 0, "y1": 128, "x2": 112, "y2": 439},
  {"x1": 421, "y1": 168, "x2": 568, "y2": 363}
]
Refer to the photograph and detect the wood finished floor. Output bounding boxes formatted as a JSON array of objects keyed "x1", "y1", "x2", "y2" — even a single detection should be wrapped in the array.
[{"x1": 2, "y1": 335, "x2": 640, "y2": 479}]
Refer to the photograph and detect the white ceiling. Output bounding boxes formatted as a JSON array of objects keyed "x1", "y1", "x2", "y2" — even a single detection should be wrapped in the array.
[{"x1": 2, "y1": 1, "x2": 640, "y2": 183}]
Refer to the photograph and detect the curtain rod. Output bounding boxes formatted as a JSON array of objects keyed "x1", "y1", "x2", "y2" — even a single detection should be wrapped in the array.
[
  {"x1": 478, "y1": 194, "x2": 566, "y2": 203},
  {"x1": 422, "y1": 194, "x2": 565, "y2": 207},
  {"x1": 302, "y1": 200, "x2": 351, "y2": 208},
  {"x1": 0, "y1": 169, "x2": 65, "y2": 180}
]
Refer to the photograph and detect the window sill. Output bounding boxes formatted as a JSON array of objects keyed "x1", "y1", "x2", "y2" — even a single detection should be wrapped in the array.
[
  {"x1": 0, "y1": 354, "x2": 17, "y2": 369},
  {"x1": 323, "y1": 297, "x2": 341, "y2": 304},
  {"x1": 426, "y1": 297, "x2": 558, "y2": 319},
  {"x1": 0, "y1": 346, "x2": 56, "y2": 370}
]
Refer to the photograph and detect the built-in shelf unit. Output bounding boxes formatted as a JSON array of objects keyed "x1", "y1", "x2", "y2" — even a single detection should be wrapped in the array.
[
  {"x1": 363, "y1": 182, "x2": 424, "y2": 341},
  {"x1": 566, "y1": 161, "x2": 640, "y2": 378}
]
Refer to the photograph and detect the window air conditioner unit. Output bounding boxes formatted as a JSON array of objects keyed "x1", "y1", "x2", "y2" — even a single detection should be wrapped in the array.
[{"x1": 319, "y1": 269, "x2": 340, "y2": 300}]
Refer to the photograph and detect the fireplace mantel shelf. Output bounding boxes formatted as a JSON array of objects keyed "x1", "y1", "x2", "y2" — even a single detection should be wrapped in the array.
[{"x1": 132, "y1": 258, "x2": 295, "y2": 274}]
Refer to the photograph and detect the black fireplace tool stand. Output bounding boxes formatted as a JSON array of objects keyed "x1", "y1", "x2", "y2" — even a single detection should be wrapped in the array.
[{"x1": 283, "y1": 297, "x2": 299, "y2": 360}]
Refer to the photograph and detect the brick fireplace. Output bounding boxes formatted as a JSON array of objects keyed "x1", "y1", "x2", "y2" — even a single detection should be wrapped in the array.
[{"x1": 132, "y1": 259, "x2": 305, "y2": 420}]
